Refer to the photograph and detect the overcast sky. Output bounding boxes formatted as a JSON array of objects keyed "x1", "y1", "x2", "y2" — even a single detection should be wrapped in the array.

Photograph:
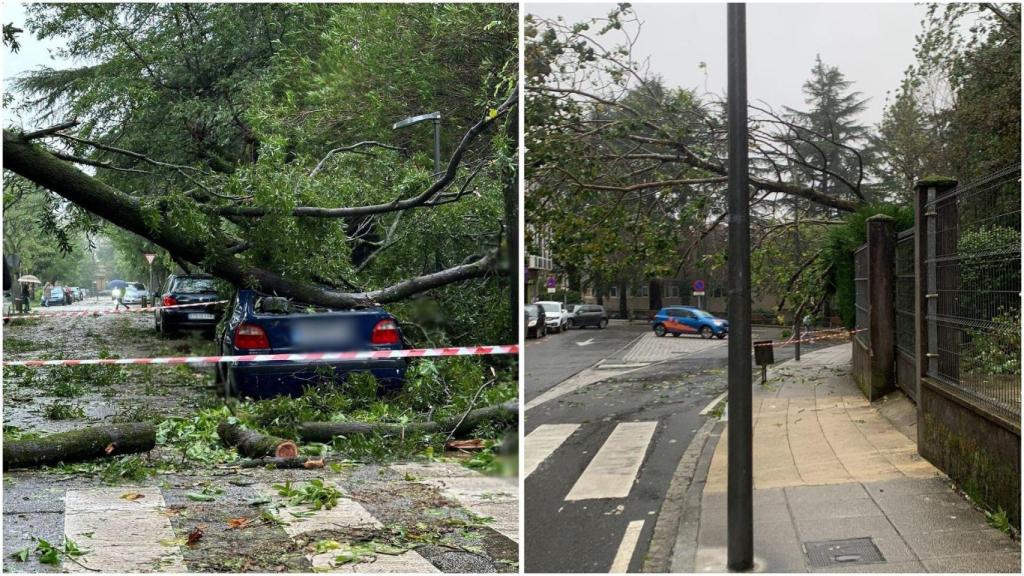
[{"x1": 527, "y1": 2, "x2": 931, "y2": 126}]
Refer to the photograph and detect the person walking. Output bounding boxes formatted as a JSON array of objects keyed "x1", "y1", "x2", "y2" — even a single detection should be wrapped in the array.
[
  {"x1": 114, "y1": 285, "x2": 129, "y2": 311},
  {"x1": 41, "y1": 282, "x2": 52, "y2": 307}
]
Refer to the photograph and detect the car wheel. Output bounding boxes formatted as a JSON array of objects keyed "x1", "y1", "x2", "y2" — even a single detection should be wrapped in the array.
[
  {"x1": 716, "y1": 333, "x2": 727, "y2": 340},
  {"x1": 654, "y1": 324, "x2": 667, "y2": 337},
  {"x1": 599, "y1": 318, "x2": 608, "y2": 329},
  {"x1": 700, "y1": 326, "x2": 713, "y2": 339}
]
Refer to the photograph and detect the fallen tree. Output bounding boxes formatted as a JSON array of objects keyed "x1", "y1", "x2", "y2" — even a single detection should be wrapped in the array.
[
  {"x1": 217, "y1": 421, "x2": 298, "y2": 459},
  {"x1": 3, "y1": 423, "x2": 155, "y2": 470},
  {"x1": 296, "y1": 401, "x2": 518, "y2": 443}
]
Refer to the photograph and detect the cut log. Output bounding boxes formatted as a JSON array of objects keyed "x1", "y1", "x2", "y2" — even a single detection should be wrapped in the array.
[
  {"x1": 235, "y1": 457, "x2": 326, "y2": 469},
  {"x1": 217, "y1": 421, "x2": 298, "y2": 458},
  {"x1": 297, "y1": 401, "x2": 518, "y2": 443},
  {"x1": 3, "y1": 423, "x2": 156, "y2": 470}
]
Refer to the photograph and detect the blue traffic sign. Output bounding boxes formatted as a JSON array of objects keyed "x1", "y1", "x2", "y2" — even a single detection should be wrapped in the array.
[{"x1": 693, "y1": 279, "x2": 706, "y2": 291}]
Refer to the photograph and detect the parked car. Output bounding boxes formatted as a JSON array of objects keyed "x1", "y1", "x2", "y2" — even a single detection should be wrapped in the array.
[
  {"x1": 570, "y1": 304, "x2": 608, "y2": 329},
  {"x1": 154, "y1": 274, "x2": 223, "y2": 335},
  {"x1": 651, "y1": 306, "x2": 728, "y2": 339},
  {"x1": 122, "y1": 283, "x2": 148, "y2": 305},
  {"x1": 525, "y1": 304, "x2": 547, "y2": 338},
  {"x1": 215, "y1": 289, "x2": 406, "y2": 399},
  {"x1": 42, "y1": 287, "x2": 66, "y2": 307},
  {"x1": 535, "y1": 301, "x2": 569, "y2": 333},
  {"x1": 70, "y1": 287, "x2": 84, "y2": 301}
]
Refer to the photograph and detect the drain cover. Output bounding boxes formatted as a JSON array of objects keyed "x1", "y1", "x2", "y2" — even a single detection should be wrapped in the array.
[{"x1": 804, "y1": 537, "x2": 885, "y2": 567}]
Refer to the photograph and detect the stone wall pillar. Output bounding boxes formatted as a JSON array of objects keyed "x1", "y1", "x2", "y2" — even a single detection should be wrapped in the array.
[{"x1": 865, "y1": 214, "x2": 896, "y2": 400}]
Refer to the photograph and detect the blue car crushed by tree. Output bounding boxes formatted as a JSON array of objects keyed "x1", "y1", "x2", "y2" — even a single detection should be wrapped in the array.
[{"x1": 215, "y1": 290, "x2": 406, "y2": 399}]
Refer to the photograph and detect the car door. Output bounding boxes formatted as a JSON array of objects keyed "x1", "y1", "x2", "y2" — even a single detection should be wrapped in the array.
[{"x1": 678, "y1": 309, "x2": 702, "y2": 334}]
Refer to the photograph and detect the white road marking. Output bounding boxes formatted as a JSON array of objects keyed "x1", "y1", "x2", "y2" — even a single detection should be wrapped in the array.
[
  {"x1": 609, "y1": 519, "x2": 645, "y2": 573},
  {"x1": 63, "y1": 487, "x2": 185, "y2": 572},
  {"x1": 565, "y1": 421, "x2": 658, "y2": 501},
  {"x1": 699, "y1": 392, "x2": 728, "y2": 416},
  {"x1": 577, "y1": 338, "x2": 595, "y2": 346},
  {"x1": 524, "y1": 423, "x2": 581, "y2": 478},
  {"x1": 422, "y1": 476, "x2": 519, "y2": 543}
]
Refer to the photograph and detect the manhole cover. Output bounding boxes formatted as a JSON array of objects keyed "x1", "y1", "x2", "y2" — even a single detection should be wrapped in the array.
[{"x1": 803, "y1": 537, "x2": 885, "y2": 567}]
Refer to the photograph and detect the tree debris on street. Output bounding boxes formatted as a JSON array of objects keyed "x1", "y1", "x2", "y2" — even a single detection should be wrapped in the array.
[{"x1": 3, "y1": 422, "x2": 155, "y2": 470}]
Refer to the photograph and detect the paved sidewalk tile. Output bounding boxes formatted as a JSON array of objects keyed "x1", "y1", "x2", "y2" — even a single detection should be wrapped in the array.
[{"x1": 685, "y1": 344, "x2": 1020, "y2": 573}]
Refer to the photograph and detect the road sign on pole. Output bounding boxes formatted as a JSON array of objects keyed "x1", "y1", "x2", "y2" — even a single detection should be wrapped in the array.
[
  {"x1": 726, "y1": 3, "x2": 754, "y2": 571},
  {"x1": 143, "y1": 253, "x2": 156, "y2": 265},
  {"x1": 693, "y1": 279, "x2": 706, "y2": 292},
  {"x1": 545, "y1": 276, "x2": 557, "y2": 289}
]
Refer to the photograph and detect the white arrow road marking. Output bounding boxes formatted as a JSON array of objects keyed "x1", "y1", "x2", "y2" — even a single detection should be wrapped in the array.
[{"x1": 576, "y1": 338, "x2": 595, "y2": 346}]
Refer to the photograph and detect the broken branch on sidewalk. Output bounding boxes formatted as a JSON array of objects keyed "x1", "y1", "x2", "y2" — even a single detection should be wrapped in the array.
[
  {"x1": 3, "y1": 423, "x2": 156, "y2": 470},
  {"x1": 217, "y1": 421, "x2": 298, "y2": 458},
  {"x1": 296, "y1": 401, "x2": 518, "y2": 443}
]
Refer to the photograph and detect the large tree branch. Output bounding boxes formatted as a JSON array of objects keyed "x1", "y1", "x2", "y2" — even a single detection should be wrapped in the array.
[
  {"x1": 3, "y1": 130, "x2": 500, "y2": 308},
  {"x1": 217, "y1": 84, "x2": 519, "y2": 218}
]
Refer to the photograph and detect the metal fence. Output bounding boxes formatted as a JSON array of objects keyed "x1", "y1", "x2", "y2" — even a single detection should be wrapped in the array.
[
  {"x1": 894, "y1": 228, "x2": 917, "y2": 401},
  {"x1": 854, "y1": 245, "x2": 869, "y2": 348},
  {"x1": 925, "y1": 164, "x2": 1021, "y2": 422}
]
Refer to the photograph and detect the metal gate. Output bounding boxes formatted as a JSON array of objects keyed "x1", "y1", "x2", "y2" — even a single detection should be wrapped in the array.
[{"x1": 894, "y1": 228, "x2": 917, "y2": 402}]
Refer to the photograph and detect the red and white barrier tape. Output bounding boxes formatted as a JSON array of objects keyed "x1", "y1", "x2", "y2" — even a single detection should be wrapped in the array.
[
  {"x1": 754, "y1": 328, "x2": 867, "y2": 348},
  {"x1": 3, "y1": 300, "x2": 228, "y2": 320},
  {"x1": 2, "y1": 345, "x2": 519, "y2": 367}
]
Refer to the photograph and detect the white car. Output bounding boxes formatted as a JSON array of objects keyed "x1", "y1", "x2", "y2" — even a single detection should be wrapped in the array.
[
  {"x1": 122, "y1": 283, "x2": 149, "y2": 305},
  {"x1": 535, "y1": 301, "x2": 569, "y2": 333}
]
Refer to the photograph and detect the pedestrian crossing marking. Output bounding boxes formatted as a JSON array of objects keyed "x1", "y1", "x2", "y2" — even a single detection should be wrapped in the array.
[
  {"x1": 63, "y1": 487, "x2": 185, "y2": 572},
  {"x1": 565, "y1": 421, "x2": 658, "y2": 501},
  {"x1": 525, "y1": 423, "x2": 581, "y2": 478},
  {"x1": 422, "y1": 476, "x2": 519, "y2": 543},
  {"x1": 258, "y1": 483, "x2": 382, "y2": 536},
  {"x1": 609, "y1": 519, "x2": 645, "y2": 573}
]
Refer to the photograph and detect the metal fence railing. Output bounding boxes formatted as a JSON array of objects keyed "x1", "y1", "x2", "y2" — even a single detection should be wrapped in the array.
[
  {"x1": 925, "y1": 164, "x2": 1021, "y2": 422},
  {"x1": 854, "y1": 245, "x2": 869, "y2": 347},
  {"x1": 895, "y1": 229, "x2": 915, "y2": 357}
]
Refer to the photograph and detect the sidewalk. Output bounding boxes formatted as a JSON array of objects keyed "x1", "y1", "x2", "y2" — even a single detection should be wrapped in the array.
[{"x1": 683, "y1": 344, "x2": 1020, "y2": 573}]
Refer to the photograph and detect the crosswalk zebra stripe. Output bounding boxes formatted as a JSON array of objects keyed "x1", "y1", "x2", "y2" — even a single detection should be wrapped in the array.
[
  {"x1": 63, "y1": 487, "x2": 185, "y2": 572},
  {"x1": 524, "y1": 423, "x2": 581, "y2": 478},
  {"x1": 565, "y1": 421, "x2": 658, "y2": 501},
  {"x1": 609, "y1": 520, "x2": 645, "y2": 573},
  {"x1": 422, "y1": 476, "x2": 519, "y2": 543}
]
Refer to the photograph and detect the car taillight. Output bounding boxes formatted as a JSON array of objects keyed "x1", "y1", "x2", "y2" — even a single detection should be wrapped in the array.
[
  {"x1": 162, "y1": 295, "x2": 177, "y2": 307},
  {"x1": 235, "y1": 323, "x2": 270, "y2": 349},
  {"x1": 371, "y1": 319, "x2": 401, "y2": 345}
]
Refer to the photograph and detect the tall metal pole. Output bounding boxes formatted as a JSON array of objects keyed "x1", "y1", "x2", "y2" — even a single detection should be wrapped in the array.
[{"x1": 726, "y1": 3, "x2": 753, "y2": 571}]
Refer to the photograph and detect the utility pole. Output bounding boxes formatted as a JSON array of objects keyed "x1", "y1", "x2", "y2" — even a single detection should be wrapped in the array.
[{"x1": 726, "y1": 3, "x2": 753, "y2": 572}]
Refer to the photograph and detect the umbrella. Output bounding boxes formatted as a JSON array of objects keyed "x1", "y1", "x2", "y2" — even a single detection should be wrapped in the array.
[
  {"x1": 107, "y1": 279, "x2": 127, "y2": 289},
  {"x1": 17, "y1": 275, "x2": 41, "y2": 284}
]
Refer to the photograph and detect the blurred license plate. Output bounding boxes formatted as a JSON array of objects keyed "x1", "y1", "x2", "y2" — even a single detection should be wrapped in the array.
[
  {"x1": 293, "y1": 322, "x2": 352, "y2": 346},
  {"x1": 188, "y1": 313, "x2": 215, "y2": 320}
]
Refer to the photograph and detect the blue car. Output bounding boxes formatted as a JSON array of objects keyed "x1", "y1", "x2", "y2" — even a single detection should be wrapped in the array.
[
  {"x1": 651, "y1": 306, "x2": 728, "y2": 339},
  {"x1": 215, "y1": 290, "x2": 406, "y2": 399}
]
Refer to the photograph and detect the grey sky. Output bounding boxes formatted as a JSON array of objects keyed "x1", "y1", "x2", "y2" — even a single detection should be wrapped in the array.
[{"x1": 527, "y1": 2, "x2": 931, "y2": 126}]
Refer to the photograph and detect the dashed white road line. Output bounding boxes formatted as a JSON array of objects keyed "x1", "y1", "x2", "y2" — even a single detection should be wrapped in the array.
[
  {"x1": 524, "y1": 423, "x2": 580, "y2": 478},
  {"x1": 609, "y1": 519, "x2": 645, "y2": 573},
  {"x1": 565, "y1": 421, "x2": 658, "y2": 501},
  {"x1": 63, "y1": 487, "x2": 185, "y2": 572}
]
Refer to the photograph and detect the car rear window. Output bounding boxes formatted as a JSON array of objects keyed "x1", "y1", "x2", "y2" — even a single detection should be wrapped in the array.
[
  {"x1": 254, "y1": 296, "x2": 340, "y2": 315},
  {"x1": 172, "y1": 278, "x2": 216, "y2": 294}
]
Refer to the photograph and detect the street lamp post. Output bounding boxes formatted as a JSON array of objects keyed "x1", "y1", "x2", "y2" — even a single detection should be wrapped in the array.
[
  {"x1": 393, "y1": 111, "x2": 442, "y2": 175},
  {"x1": 726, "y1": 3, "x2": 754, "y2": 572}
]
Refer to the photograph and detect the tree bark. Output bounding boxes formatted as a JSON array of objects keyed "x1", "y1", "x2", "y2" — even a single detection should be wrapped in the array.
[
  {"x1": 217, "y1": 421, "x2": 298, "y2": 458},
  {"x1": 3, "y1": 423, "x2": 155, "y2": 470},
  {"x1": 297, "y1": 401, "x2": 518, "y2": 443}
]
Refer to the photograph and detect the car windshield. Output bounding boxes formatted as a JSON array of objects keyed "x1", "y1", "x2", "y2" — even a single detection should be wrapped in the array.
[
  {"x1": 125, "y1": 286, "x2": 139, "y2": 294},
  {"x1": 50, "y1": 288, "x2": 63, "y2": 297},
  {"x1": 172, "y1": 278, "x2": 216, "y2": 294},
  {"x1": 524, "y1": 305, "x2": 539, "y2": 318},
  {"x1": 538, "y1": 303, "x2": 560, "y2": 314}
]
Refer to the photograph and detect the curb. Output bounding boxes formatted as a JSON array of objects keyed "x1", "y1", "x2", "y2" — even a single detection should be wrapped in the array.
[{"x1": 642, "y1": 415, "x2": 720, "y2": 572}]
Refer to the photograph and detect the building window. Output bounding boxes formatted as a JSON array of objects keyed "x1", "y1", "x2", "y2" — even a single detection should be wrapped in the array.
[
  {"x1": 608, "y1": 286, "x2": 618, "y2": 297},
  {"x1": 713, "y1": 287, "x2": 724, "y2": 298},
  {"x1": 665, "y1": 284, "x2": 680, "y2": 298},
  {"x1": 632, "y1": 285, "x2": 649, "y2": 297}
]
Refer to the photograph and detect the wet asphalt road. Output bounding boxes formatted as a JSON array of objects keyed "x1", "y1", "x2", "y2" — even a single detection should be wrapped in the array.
[
  {"x1": 523, "y1": 322, "x2": 647, "y2": 403},
  {"x1": 523, "y1": 325, "x2": 822, "y2": 573}
]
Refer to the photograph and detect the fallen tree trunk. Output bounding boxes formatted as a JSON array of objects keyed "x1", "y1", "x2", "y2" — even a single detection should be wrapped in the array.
[
  {"x1": 235, "y1": 456, "x2": 325, "y2": 469},
  {"x1": 217, "y1": 421, "x2": 298, "y2": 458},
  {"x1": 297, "y1": 401, "x2": 518, "y2": 443},
  {"x1": 3, "y1": 423, "x2": 156, "y2": 470}
]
